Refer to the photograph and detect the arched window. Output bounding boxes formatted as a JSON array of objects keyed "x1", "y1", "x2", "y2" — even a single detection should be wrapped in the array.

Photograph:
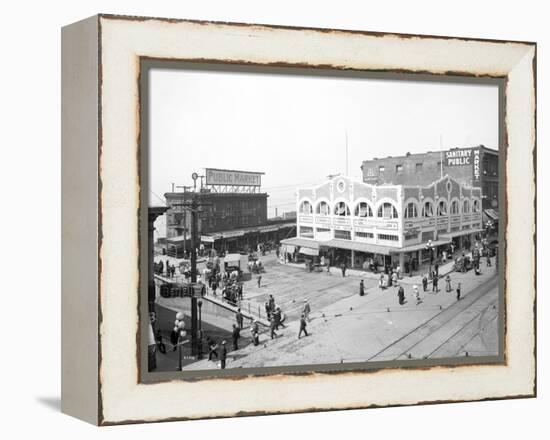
[
  {"x1": 437, "y1": 200, "x2": 448, "y2": 216},
  {"x1": 404, "y1": 202, "x2": 418, "y2": 218},
  {"x1": 422, "y1": 201, "x2": 434, "y2": 217},
  {"x1": 316, "y1": 201, "x2": 330, "y2": 216},
  {"x1": 463, "y1": 199, "x2": 470, "y2": 214},
  {"x1": 450, "y1": 200, "x2": 460, "y2": 215},
  {"x1": 354, "y1": 202, "x2": 373, "y2": 217},
  {"x1": 299, "y1": 200, "x2": 312, "y2": 215},
  {"x1": 377, "y1": 202, "x2": 398, "y2": 219},
  {"x1": 334, "y1": 201, "x2": 350, "y2": 216},
  {"x1": 472, "y1": 199, "x2": 480, "y2": 213}
]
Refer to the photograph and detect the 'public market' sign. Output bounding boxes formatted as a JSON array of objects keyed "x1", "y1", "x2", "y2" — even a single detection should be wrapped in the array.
[{"x1": 205, "y1": 168, "x2": 263, "y2": 187}]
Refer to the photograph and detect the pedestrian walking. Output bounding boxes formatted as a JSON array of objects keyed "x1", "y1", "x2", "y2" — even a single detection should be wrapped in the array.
[
  {"x1": 273, "y1": 306, "x2": 285, "y2": 329},
  {"x1": 238, "y1": 283, "x2": 243, "y2": 300},
  {"x1": 257, "y1": 275, "x2": 262, "y2": 288},
  {"x1": 434, "y1": 262, "x2": 439, "y2": 277},
  {"x1": 456, "y1": 282, "x2": 462, "y2": 301},
  {"x1": 398, "y1": 285, "x2": 406, "y2": 305},
  {"x1": 251, "y1": 320, "x2": 260, "y2": 346},
  {"x1": 422, "y1": 274, "x2": 428, "y2": 292},
  {"x1": 269, "y1": 317, "x2": 278, "y2": 339},
  {"x1": 392, "y1": 271, "x2": 398, "y2": 287},
  {"x1": 207, "y1": 336, "x2": 218, "y2": 361},
  {"x1": 379, "y1": 274, "x2": 385, "y2": 290},
  {"x1": 264, "y1": 301, "x2": 272, "y2": 321},
  {"x1": 326, "y1": 257, "x2": 331, "y2": 274},
  {"x1": 359, "y1": 279, "x2": 365, "y2": 296},
  {"x1": 340, "y1": 263, "x2": 346, "y2": 277},
  {"x1": 212, "y1": 281, "x2": 217, "y2": 297},
  {"x1": 220, "y1": 341, "x2": 227, "y2": 369},
  {"x1": 232, "y1": 324, "x2": 240, "y2": 350},
  {"x1": 445, "y1": 274, "x2": 452, "y2": 292},
  {"x1": 486, "y1": 254, "x2": 492, "y2": 267},
  {"x1": 432, "y1": 274, "x2": 439, "y2": 292},
  {"x1": 236, "y1": 308, "x2": 244, "y2": 329},
  {"x1": 413, "y1": 285, "x2": 421, "y2": 305},
  {"x1": 303, "y1": 299, "x2": 311, "y2": 322},
  {"x1": 298, "y1": 314, "x2": 308, "y2": 338},
  {"x1": 155, "y1": 330, "x2": 166, "y2": 354}
]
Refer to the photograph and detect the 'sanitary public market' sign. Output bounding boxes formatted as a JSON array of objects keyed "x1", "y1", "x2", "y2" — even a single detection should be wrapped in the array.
[
  {"x1": 205, "y1": 168, "x2": 263, "y2": 187},
  {"x1": 445, "y1": 148, "x2": 473, "y2": 166}
]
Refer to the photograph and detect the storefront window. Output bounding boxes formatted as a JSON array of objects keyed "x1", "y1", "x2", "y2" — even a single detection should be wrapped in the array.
[
  {"x1": 315, "y1": 201, "x2": 330, "y2": 216},
  {"x1": 334, "y1": 201, "x2": 351, "y2": 216},
  {"x1": 354, "y1": 202, "x2": 373, "y2": 217},
  {"x1": 463, "y1": 199, "x2": 470, "y2": 214},
  {"x1": 377, "y1": 202, "x2": 398, "y2": 219},
  {"x1": 404, "y1": 202, "x2": 418, "y2": 218},
  {"x1": 472, "y1": 199, "x2": 480, "y2": 213},
  {"x1": 422, "y1": 201, "x2": 434, "y2": 217},
  {"x1": 437, "y1": 200, "x2": 447, "y2": 216},
  {"x1": 299, "y1": 200, "x2": 313, "y2": 215},
  {"x1": 334, "y1": 229, "x2": 351, "y2": 240},
  {"x1": 451, "y1": 200, "x2": 460, "y2": 214}
]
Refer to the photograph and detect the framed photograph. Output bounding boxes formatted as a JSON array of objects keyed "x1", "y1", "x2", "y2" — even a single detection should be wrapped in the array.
[{"x1": 61, "y1": 14, "x2": 536, "y2": 425}]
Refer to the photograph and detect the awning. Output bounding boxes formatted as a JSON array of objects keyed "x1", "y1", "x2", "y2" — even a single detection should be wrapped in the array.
[
  {"x1": 224, "y1": 253, "x2": 242, "y2": 264},
  {"x1": 299, "y1": 247, "x2": 319, "y2": 256},
  {"x1": 439, "y1": 228, "x2": 484, "y2": 240},
  {"x1": 484, "y1": 209, "x2": 499, "y2": 221},
  {"x1": 324, "y1": 239, "x2": 393, "y2": 256},
  {"x1": 280, "y1": 237, "x2": 320, "y2": 250},
  {"x1": 396, "y1": 238, "x2": 452, "y2": 253}
]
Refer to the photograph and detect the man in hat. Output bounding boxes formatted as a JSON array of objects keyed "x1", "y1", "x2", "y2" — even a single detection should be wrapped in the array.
[
  {"x1": 298, "y1": 314, "x2": 308, "y2": 339},
  {"x1": 269, "y1": 316, "x2": 278, "y2": 339},
  {"x1": 231, "y1": 324, "x2": 240, "y2": 351},
  {"x1": 235, "y1": 308, "x2": 244, "y2": 329},
  {"x1": 251, "y1": 319, "x2": 260, "y2": 346},
  {"x1": 220, "y1": 341, "x2": 227, "y2": 369},
  {"x1": 303, "y1": 299, "x2": 311, "y2": 322},
  {"x1": 207, "y1": 336, "x2": 218, "y2": 361},
  {"x1": 398, "y1": 285, "x2": 406, "y2": 305},
  {"x1": 273, "y1": 306, "x2": 285, "y2": 329},
  {"x1": 359, "y1": 279, "x2": 365, "y2": 296}
]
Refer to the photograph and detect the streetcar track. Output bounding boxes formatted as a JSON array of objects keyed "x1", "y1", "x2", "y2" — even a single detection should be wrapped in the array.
[
  {"x1": 421, "y1": 300, "x2": 497, "y2": 359},
  {"x1": 366, "y1": 276, "x2": 498, "y2": 361}
]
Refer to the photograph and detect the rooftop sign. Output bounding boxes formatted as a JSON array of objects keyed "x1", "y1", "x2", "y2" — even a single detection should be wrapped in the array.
[{"x1": 205, "y1": 168, "x2": 263, "y2": 187}]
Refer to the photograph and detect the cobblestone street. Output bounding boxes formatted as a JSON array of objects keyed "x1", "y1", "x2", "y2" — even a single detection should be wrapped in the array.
[{"x1": 179, "y1": 252, "x2": 499, "y2": 370}]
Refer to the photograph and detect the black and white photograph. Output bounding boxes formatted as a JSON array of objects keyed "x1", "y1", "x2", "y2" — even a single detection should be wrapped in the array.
[{"x1": 144, "y1": 65, "x2": 503, "y2": 374}]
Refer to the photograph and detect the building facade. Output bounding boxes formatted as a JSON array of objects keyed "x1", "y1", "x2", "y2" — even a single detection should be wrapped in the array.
[
  {"x1": 361, "y1": 145, "x2": 499, "y2": 213},
  {"x1": 282, "y1": 175, "x2": 483, "y2": 271},
  {"x1": 165, "y1": 190, "x2": 269, "y2": 239}
]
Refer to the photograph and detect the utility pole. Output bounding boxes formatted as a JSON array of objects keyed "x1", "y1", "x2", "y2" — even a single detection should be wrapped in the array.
[
  {"x1": 176, "y1": 185, "x2": 192, "y2": 257},
  {"x1": 173, "y1": 173, "x2": 211, "y2": 359}
]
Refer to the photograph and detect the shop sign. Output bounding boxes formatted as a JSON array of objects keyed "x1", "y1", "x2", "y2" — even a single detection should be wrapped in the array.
[
  {"x1": 201, "y1": 235, "x2": 215, "y2": 243},
  {"x1": 205, "y1": 168, "x2": 262, "y2": 187},
  {"x1": 472, "y1": 149, "x2": 481, "y2": 185},
  {"x1": 446, "y1": 148, "x2": 472, "y2": 166}
]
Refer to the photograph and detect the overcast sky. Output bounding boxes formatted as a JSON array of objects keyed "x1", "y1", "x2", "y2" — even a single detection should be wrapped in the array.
[{"x1": 148, "y1": 67, "x2": 498, "y2": 229}]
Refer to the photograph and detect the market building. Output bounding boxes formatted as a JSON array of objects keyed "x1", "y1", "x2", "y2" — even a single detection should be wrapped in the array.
[
  {"x1": 360, "y1": 145, "x2": 499, "y2": 227},
  {"x1": 164, "y1": 168, "x2": 295, "y2": 257},
  {"x1": 281, "y1": 175, "x2": 483, "y2": 272}
]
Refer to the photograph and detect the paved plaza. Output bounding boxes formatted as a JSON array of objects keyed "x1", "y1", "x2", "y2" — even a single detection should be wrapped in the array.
[{"x1": 173, "y1": 252, "x2": 499, "y2": 370}]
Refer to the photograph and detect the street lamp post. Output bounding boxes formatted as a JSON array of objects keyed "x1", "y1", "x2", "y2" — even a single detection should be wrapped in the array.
[
  {"x1": 425, "y1": 239, "x2": 435, "y2": 279},
  {"x1": 197, "y1": 299, "x2": 203, "y2": 360},
  {"x1": 175, "y1": 312, "x2": 187, "y2": 371}
]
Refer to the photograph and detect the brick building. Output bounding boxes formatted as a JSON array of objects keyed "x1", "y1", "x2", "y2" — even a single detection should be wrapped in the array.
[
  {"x1": 361, "y1": 145, "x2": 499, "y2": 217},
  {"x1": 163, "y1": 169, "x2": 295, "y2": 256}
]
